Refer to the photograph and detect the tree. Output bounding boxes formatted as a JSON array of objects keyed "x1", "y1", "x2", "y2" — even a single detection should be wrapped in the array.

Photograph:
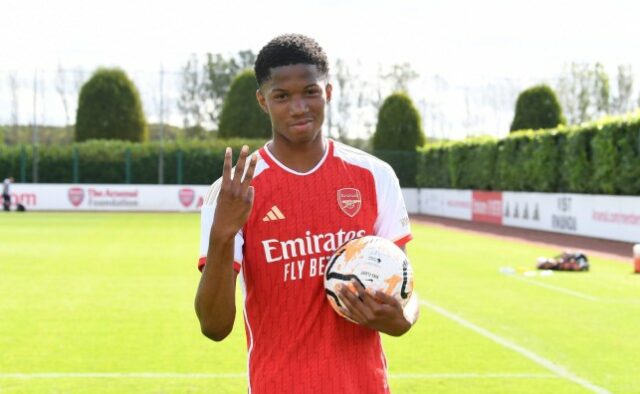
[
  {"x1": 8, "y1": 73, "x2": 19, "y2": 136},
  {"x1": 576, "y1": 64, "x2": 593, "y2": 123},
  {"x1": 55, "y1": 63, "x2": 71, "y2": 126},
  {"x1": 217, "y1": 70, "x2": 271, "y2": 139},
  {"x1": 237, "y1": 50, "x2": 256, "y2": 70},
  {"x1": 73, "y1": 67, "x2": 86, "y2": 104},
  {"x1": 177, "y1": 54, "x2": 206, "y2": 129},
  {"x1": 177, "y1": 50, "x2": 257, "y2": 130},
  {"x1": 202, "y1": 50, "x2": 256, "y2": 128},
  {"x1": 372, "y1": 92, "x2": 425, "y2": 150},
  {"x1": 593, "y1": 63, "x2": 610, "y2": 117},
  {"x1": 555, "y1": 62, "x2": 633, "y2": 124},
  {"x1": 558, "y1": 63, "x2": 593, "y2": 124},
  {"x1": 558, "y1": 62, "x2": 640, "y2": 122},
  {"x1": 382, "y1": 63, "x2": 419, "y2": 93},
  {"x1": 364, "y1": 63, "x2": 420, "y2": 140},
  {"x1": 510, "y1": 85, "x2": 565, "y2": 132},
  {"x1": 202, "y1": 53, "x2": 239, "y2": 127},
  {"x1": 612, "y1": 65, "x2": 634, "y2": 114},
  {"x1": 331, "y1": 58, "x2": 352, "y2": 141},
  {"x1": 75, "y1": 68, "x2": 148, "y2": 142}
]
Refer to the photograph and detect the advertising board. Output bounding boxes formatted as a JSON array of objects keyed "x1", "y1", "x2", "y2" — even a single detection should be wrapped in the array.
[
  {"x1": 419, "y1": 189, "x2": 472, "y2": 220},
  {"x1": 420, "y1": 189, "x2": 640, "y2": 244},
  {"x1": 9, "y1": 184, "x2": 210, "y2": 212}
]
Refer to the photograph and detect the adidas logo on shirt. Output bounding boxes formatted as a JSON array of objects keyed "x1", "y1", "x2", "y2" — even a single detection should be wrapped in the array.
[{"x1": 263, "y1": 205, "x2": 286, "y2": 222}]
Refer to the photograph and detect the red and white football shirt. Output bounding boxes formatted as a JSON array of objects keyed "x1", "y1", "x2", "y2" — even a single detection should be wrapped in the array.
[{"x1": 198, "y1": 139, "x2": 412, "y2": 394}]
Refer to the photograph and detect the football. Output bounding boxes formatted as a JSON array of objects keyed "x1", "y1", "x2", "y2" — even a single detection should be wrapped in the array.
[{"x1": 324, "y1": 235, "x2": 414, "y2": 321}]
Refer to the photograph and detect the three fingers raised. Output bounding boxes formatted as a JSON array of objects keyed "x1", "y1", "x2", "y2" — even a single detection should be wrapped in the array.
[{"x1": 221, "y1": 146, "x2": 257, "y2": 197}]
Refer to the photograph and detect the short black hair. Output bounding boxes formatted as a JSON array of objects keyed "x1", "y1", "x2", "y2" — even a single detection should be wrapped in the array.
[{"x1": 254, "y1": 34, "x2": 329, "y2": 86}]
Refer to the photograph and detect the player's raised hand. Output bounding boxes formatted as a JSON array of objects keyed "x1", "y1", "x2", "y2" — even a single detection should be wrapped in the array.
[
  {"x1": 338, "y1": 280, "x2": 411, "y2": 337},
  {"x1": 211, "y1": 145, "x2": 257, "y2": 241}
]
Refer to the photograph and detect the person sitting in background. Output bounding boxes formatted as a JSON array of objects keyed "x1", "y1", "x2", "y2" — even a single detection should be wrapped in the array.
[{"x1": 2, "y1": 177, "x2": 14, "y2": 211}]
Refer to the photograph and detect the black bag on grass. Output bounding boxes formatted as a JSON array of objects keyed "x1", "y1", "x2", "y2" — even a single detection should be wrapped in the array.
[{"x1": 537, "y1": 252, "x2": 589, "y2": 271}]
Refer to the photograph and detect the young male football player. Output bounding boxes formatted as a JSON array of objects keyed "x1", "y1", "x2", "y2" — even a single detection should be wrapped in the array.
[{"x1": 195, "y1": 34, "x2": 419, "y2": 394}]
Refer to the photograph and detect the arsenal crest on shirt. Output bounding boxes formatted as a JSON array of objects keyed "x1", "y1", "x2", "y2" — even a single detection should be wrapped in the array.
[{"x1": 337, "y1": 188, "x2": 361, "y2": 217}]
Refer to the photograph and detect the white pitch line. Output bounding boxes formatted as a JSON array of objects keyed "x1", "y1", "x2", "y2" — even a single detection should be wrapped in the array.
[
  {"x1": 0, "y1": 373, "x2": 247, "y2": 379},
  {"x1": 0, "y1": 372, "x2": 558, "y2": 380},
  {"x1": 389, "y1": 373, "x2": 558, "y2": 380},
  {"x1": 420, "y1": 299, "x2": 611, "y2": 394},
  {"x1": 509, "y1": 275, "x2": 600, "y2": 302}
]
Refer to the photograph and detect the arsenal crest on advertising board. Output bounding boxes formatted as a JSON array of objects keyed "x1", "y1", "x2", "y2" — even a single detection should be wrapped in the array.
[
  {"x1": 68, "y1": 187, "x2": 84, "y2": 207},
  {"x1": 178, "y1": 188, "x2": 195, "y2": 208}
]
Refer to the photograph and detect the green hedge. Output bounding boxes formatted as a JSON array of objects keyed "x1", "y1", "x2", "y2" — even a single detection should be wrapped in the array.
[
  {"x1": 1, "y1": 139, "x2": 421, "y2": 187},
  {"x1": 0, "y1": 139, "x2": 266, "y2": 185},
  {"x1": 418, "y1": 114, "x2": 640, "y2": 195},
  {"x1": 3, "y1": 114, "x2": 639, "y2": 193},
  {"x1": 449, "y1": 138, "x2": 497, "y2": 190},
  {"x1": 494, "y1": 130, "x2": 564, "y2": 192},
  {"x1": 373, "y1": 150, "x2": 419, "y2": 187},
  {"x1": 416, "y1": 142, "x2": 451, "y2": 188}
]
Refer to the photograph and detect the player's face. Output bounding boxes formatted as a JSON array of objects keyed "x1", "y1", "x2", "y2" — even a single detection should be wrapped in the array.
[{"x1": 257, "y1": 64, "x2": 332, "y2": 145}]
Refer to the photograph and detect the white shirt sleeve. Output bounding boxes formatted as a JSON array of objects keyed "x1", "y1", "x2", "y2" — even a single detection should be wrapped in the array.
[
  {"x1": 373, "y1": 164, "x2": 412, "y2": 246},
  {"x1": 198, "y1": 178, "x2": 244, "y2": 273}
]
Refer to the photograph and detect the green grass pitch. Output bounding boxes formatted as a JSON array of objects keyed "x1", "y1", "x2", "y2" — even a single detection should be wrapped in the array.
[{"x1": 0, "y1": 213, "x2": 638, "y2": 393}]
